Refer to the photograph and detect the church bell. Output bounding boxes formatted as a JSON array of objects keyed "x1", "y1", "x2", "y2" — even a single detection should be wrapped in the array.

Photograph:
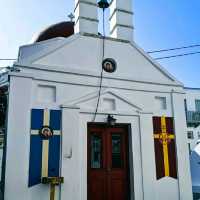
[{"x1": 98, "y1": 0, "x2": 110, "y2": 9}]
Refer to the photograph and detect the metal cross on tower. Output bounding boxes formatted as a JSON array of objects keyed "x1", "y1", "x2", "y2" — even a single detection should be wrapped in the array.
[{"x1": 68, "y1": 13, "x2": 75, "y2": 22}]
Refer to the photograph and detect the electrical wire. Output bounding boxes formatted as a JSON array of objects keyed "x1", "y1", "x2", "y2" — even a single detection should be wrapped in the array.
[
  {"x1": 147, "y1": 44, "x2": 200, "y2": 54},
  {"x1": 0, "y1": 59, "x2": 16, "y2": 61},
  {"x1": 155, "y1": 51, "x2": 200, "y2": 60},
  {"x1": 93, "y1": 8, "x2": 106, "y2": 122}
]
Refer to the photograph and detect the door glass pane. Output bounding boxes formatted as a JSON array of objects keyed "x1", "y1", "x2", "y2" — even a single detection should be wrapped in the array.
[
  {"x1": 112, "y1": 134, "x2": 122, "y2": 168},
  {"x1": 91, "y1": 135, "x2": 102, "y2": 169},
  {"x1": 196, "y1": 99, "x2": 200, "y2": 111}
]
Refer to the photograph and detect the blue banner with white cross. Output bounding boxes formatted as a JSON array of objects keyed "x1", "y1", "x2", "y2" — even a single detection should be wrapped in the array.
[{"x1": 28, "y1": 109, "x2": 61, "y2": 187}]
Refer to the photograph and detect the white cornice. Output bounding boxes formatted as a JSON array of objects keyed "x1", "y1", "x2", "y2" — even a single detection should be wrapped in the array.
[
  {"x1": 14, "y1": 63, "x2": 183, "y2": 88},
  {"x1": 74, "y1": 0, "x2": 97, "y2": 12}
]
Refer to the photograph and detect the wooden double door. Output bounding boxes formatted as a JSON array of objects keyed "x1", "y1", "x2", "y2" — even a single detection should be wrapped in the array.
[{"x1": 88, "y1": 124, "x2": 130, "y2": 200}]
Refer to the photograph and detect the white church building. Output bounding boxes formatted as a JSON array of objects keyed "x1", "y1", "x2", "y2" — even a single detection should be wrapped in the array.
[{"x1": 0, "y1": 0, "x2": 193, "y2": 199}]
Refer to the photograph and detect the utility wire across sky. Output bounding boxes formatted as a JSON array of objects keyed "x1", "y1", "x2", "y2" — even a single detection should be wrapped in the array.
[
  {"x1": 155, "y1": 51, "x2": 200, "y2": 60},
  {"x1": 0, "y1": 59, "x2": 16, "y2": 61},
  {"x1": 147, "y1": 44, "x2": 200, "y2": 54},
  {"x1": 147, "y1": 43, "x2": 200, "y2": 60}
]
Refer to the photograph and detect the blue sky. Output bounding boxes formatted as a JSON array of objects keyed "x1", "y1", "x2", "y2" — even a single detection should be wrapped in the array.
[{"x1": 0, "y1": 0, "x2": 200, "y2": 87}]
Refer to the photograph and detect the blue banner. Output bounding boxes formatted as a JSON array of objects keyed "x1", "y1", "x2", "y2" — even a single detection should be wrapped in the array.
[{"x1": 28, "y1": 109, "x2": 61, "y2": 187}]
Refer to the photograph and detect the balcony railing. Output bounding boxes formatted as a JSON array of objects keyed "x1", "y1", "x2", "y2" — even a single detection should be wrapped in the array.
[{"x1": 186, "y1": 111, "x2": 200, "y2": 127}]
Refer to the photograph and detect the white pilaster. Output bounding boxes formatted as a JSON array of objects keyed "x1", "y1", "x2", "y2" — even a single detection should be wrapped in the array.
[
  {"x1": 61, "y1": 106, "x2": 82, "y2": 200},
  {"x1": 5, "y1": 76, "x2": 34, "y2": 200},
  {"x1": 171, "y1": 91, "x2": 193, "y2": 200},
  {"x1": 74, "y1": 0, "x2": 99, "y2": 35},
  {"x1": 109, "y1": 0, "x2": 134, "y2": 41},
  {"x1": 139, "y1": 112, "x2": 157, "y2": 200}
]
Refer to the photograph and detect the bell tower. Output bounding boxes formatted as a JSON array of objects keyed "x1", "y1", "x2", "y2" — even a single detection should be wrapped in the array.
[
  {"x1": 74, "y1": 0, "x2": 134, "y2": 41},
  {"x1": 74, "y1": 0, "x2": 99, "y2": 35},
  {"x1": 109, "y1": 0, "x2": 134, "y2": 41}
]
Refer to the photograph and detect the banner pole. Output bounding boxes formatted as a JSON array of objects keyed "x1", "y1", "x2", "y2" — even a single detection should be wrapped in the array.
[
  {"x1": 50, "y1": 184, "x2": 56, "y2": 200},
  {"x1": 42, "y1": 177, "x2": 64, "y2": 200}
]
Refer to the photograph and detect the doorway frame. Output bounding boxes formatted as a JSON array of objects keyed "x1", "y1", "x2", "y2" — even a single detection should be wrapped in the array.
[{"x1": 87, "y1": 122, "x2": 134, "y2": 200}]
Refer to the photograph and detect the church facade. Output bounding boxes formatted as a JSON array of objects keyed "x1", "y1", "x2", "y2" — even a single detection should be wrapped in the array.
[{"x1": 0, "y1": 0, "x2": 193, "y2": 199}]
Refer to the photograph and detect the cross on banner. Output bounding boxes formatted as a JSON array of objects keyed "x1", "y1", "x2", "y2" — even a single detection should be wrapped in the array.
[
  {"x1": 153, "y1": 116, "x2": 178, "y2": 180},
  {"x1": 28, "y1": 109, "x2": 62, "y2": 187}
]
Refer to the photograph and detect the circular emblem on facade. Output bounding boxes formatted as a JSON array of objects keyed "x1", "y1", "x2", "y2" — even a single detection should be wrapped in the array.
[
  {"x1": 39, "y1": 126, "x2": 53, "y2": 139},
  {"x1": 102, "y1": 58, "x2": 117, "y2": 73}
]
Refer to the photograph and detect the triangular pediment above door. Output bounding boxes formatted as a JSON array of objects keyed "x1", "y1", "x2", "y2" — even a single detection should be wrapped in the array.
[{"x1": 62, "y1": 89, "x2": 144, "y2": 114}]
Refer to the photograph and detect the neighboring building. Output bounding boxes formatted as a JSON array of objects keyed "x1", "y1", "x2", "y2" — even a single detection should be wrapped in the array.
[
  {"x1": 0, "y1": 84, "x2": 7, "y2": 199},
  {"x1": 185, "y1": 88, "x2": 200, "y2": 199},
  {"x1": 185, "y1": 88, "x2": 200, "y2": 153},
  {"x1": 0, "y1": 85, "x2": 7, "y2": 180},
  {"x1": 190, "y1": 143, "x2": 200, "y2": 200},
  {"x1": 0, "y1": 0, "x2": 193, "y2": 200}
]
